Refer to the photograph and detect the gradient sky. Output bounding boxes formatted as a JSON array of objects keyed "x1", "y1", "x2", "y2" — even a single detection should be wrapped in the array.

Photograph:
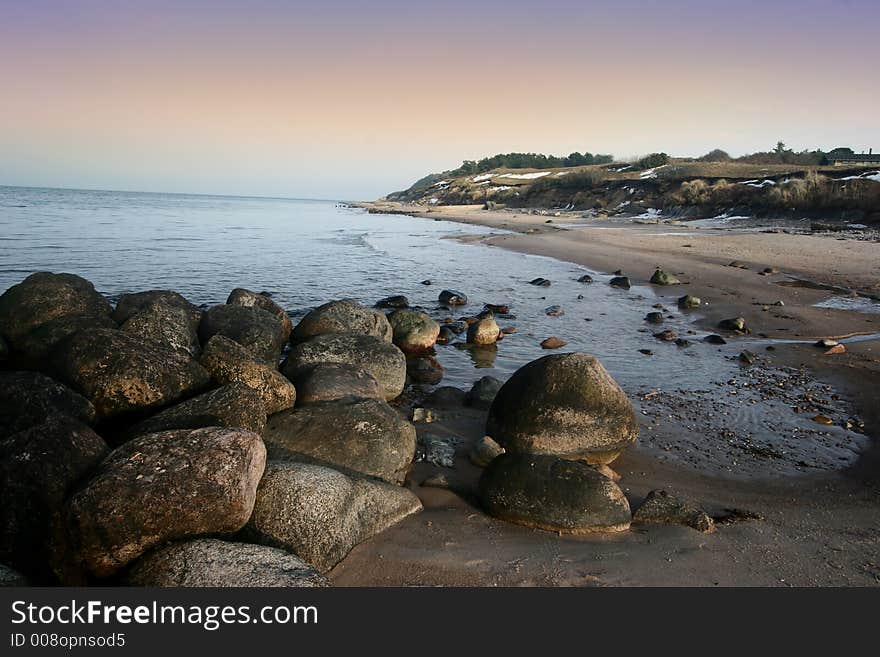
[{"x1": 1, "y1": 0, "x2": 878, "y2": 199}]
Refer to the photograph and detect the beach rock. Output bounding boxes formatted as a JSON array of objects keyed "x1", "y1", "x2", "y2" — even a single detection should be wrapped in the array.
[
  {"x1": 486, "y1": 353, "x2": 638, "y2": 464},
  {"x1": 644, "y1": 312, "x2": 664, "y2": 324},
  {"x1": 718, "y1": 317, "x2": 749, "y2": 333},
  {"x1": 375, "y1": 295, "x2": 409, "y2": 309},
  {"x1": 633, "y1": 490, "x2": 715, "y2": 533},
  {"x1": 639, "y1": 349, "x2": 654, "y2": 356},
  {"x1": 445, "y1": 320, "x2": 467, "y2": 335},
  {"x1": 727, "y1": 261, "x2": 749, "y2": 269},
  {"x1": 678, "y1": 294, "x2": 701, "y2": 309},
  {"x1": 540, "y1": 337, "x2": 567, "y2": 349},
  {"x1": 545, "y1": 305, "x2": 565, "y2": 317},
  {"x1": 62, "y1": 427, "x2": 266, "y2": 577},
  {"x1": 0, "y1": 415, "x2": 108, "y2": 579},
  {"x1": 282, "y1": 334, "x2": 406, "y2": 401},
  {"x1": 703, "y1": 334, "x2": 727, "y2": 345},
  {"x1": 226, "y1": 288, "x2": 292, "y2": 342},
  {"x1": 609, "y1": 276, "x2": 631, "y2": 290},
  {"x1": 126, "y1": 383, "x2": 267, "y2": 437},
  {"x1": 484, "y1": 303, "x2": 510, "y2": 314},
  {"x1": 120, "y1": 299, "x2": 201, "y2": 357},
  {"x1": 438, "y1": 289, "x2": 468, "y2": 305},
  {"x1": 0, "y1": 563, "x2": 28, "y2": 586},
  {"x1": 124, "y1": 539, "x2": 327, "y2": 588},
  {"x1": 420, "y1": 279, "x2": 432, "y2": 286},
  {"x1": 654, "y1": 329, "x2": 678, "y2": 342},
  {"x1": 199, "y1": 304, "x2": 286, "y2": 365},
  {"x1": 815, "y1": 338, "x2": 839, "y2": 348},
  {"x1": 388, "y1": 309, "x2": 440, "y2": 353},
  {"x1": 577, "y1": 274, "x2": 594, "y2": 283},
  {"x1": 650, "y1": 269, "x2": 681, "y2": 285},
  {"x1": 287, "y1": 362, "x2": 382, "y2": 405},
  {"x1": 0, "y1": 371, "x2": 96, "y2": 439},
  {"x1": 466, "y1": 317, "x2": 500, "y2": 345},
  {"x1": 407, "y1": 355, "x2": 444, "y2": 385},
  {"x1": 824, "y1": 344, "x2": 846, "y2": 355},
  {"x1": 0, "y1": 272, "x2": 113, "y2": 344},
  {"x1": 418, "y1": 432, "x2": 458, "y2": 468},
  {"x1": 465, "y1": 376, "x2": 503, "y2": 409},
  {"x1": 675, "y1": 338, "x2": 691, "y2": 348},
  {"x1": 263, "y1": 398, "x2": 416, "y2": 485},
  {"x1": 199, "y1": 335, "x2": 296, "y2": 414},
  {"x1": 528, "y1": 278, "x2": 551, "y2": 287},
  {"x1": 437, "y1": 326, "x2": 456, "y2": 344},
  {"x1": 469, "y1": 435, "x2": 505, "y2": 467},
  {"x1": 244, "y1": 461, "x2": 422, "y2": 572},
  {"x1": 113, "y1": 290, "x2": 201, "y2": 327},
  {"x1": 50, "y1": 328, "x2": 210, "y2": 420},
  {"x1": 738, "y1": 350, "x2": 758, "y2": 365},
  {"x1": 423, "y1": 386, "x2": 467, "y2": 408},
  {"x1": 10, "y1": 314, "x2": 118, "y2": 370},
  {"x1": 291, "y1": 299, "x2": 393, "y2": 343},
  {"x1": 501, "y1": 326, "x2": 517, "y2": 335},
  {"x1": 479, "y1": 453, "x2": 631, "y2": 534}
]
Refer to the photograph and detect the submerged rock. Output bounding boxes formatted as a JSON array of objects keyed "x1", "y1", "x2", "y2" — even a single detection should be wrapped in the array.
[
  {"x1": 540, "y1": 337, "x2": 567, "y2": 349},
  {"x1": 50, "y1": 328, "x2": 210, "y2": 420},
  {"x1": 388, "y1": 309, "x2": 440, "y2": 353},
  {"x1": 545, "y1": 305, "x2": 565, "y2": 317},
  {"x1": 718, "y1": 317, "x2": 749, "y2": 333},
  {"x1": 199, "y1": 304, "x2": 286, "y2": 365},
  {"x1": 287, "y1": 362, "x2": 383, "y2": 405},
  {"x1": 62, "y1": 427, "x2": 266, "y2": 577},
  {"x1": 703, "y1": 334, "x2": 727, "y2": 345},
  {"x1": 677, "y1": 294, "x2": 701, "y2": 309},
  {"x1": 423, "y1": 386, "x2": 467, "y2": 408},
  {"x1": 263, "y1": 398, "x2": 416, "y2": 485},
  {"x1": 126, "y1": 382, "x2": 267, "y2": 437},
  {"x1": 291, "y1": 299, "x2": 393, "y2": 343},
  {"x1": 633, "y1": 490, "x2": 715, "y2": 533},
  {"x1": 486, "y1": 353, "x2": 637, "y2": 464},
  {"x1": 609, "y1": 276, "x2": 631, "y2": 290},
  {"x1": 479, "y1": 453, "x2": 631, "y2": 533},
  {"x1": 653, "y1": 329, "x2": 678, "y2": 342},
  {"x1": 528, "y1": 278, "x2": 551, "y2": 287},
  {"x1": 577, "y1": 274, "x2": 594, "y2": 283},
  {"x1": 439, "y1": 289, "x2": 468, "y2": 305},
  {"x1": 199, "y1": 335, "x2": 296, "y2": 414},
  {"x1": 465, "y1": 376, "x2": 503, "y2": 409},
  {"x1": 644, "y1": 311, "x2": 664, "y2": 324},
  {"x1": 375, "y1": 295, "x2": 409, "y2": 309},
  {"x1": 283, "y1": 333, "x2": 406, "y2": 401},
  {"x1": 407, "y1": 355, "x2": 444, "y2": 385},
  {"x1": 226, "y1": 288, "x2": 292, "y2": 342},
  {"x1": 650, "y1": 269, "x2": 681, "y2": 285},
  {"x1": 244, "y1": 461, "x2": 422, "y2": 572},
  {"x1": 125, "y1": 538, "x2": 327, "y2": 588}
]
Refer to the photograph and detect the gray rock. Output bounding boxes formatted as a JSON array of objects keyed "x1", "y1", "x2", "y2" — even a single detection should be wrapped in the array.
[
  {"x1": 465, "y1": 376, "x2": 503, "y2": 409},
  {"x1": 282, "y1": 333, "x2": 406, "y2": 401},
  {"x1": 406, "y1": 355, "x2": 444, "y2": 385},
  {"x1": 125, "y1": 538, "x2": 327, "y2": 587},
  {"x1": 644, "y1": 311, "x2": 664, "y2": 324},
  {"x1": 633, "y1": 490, "x2": 715, "y2": 533},
  {"x1": 577, "y1": 274, "x2": 594, "y2": 283},
  {"x1": 291, "y1": 299, "x2": 392, "y2": 343},
  {"x1": 244, "y1": 461, "x2": 422, "y2": 571},
  {"x1": 113, "y1": 290, "x2": 202, "y2": 327},
  {"x1": 479, "y1": 453, "x2": 631, "y2": 533},
  {"x1": 388, "y1": 309, "x2": 440, "y2": 353},
  {"x1": 288, "y1": 362, "x2": 382, "y2": 405},
  {"x1": 718, "y1": 317, "x2": 748, "y2": 333},
  {"x1": 226, "y1": 288, "x2": 292, "y2": 342},
  {"x1": 486, "y1": 353, "x2": 638, "y2": 465},
  {"x1": 375, "y1": 295, "x2": 409, "y2": 309},
  {"x1": 417, "y1": 433, "x2": 460, "y2": 468},
  {"x1": 439, "y1": 290, "x2": 468, "y2": 305},
  {"x1": 0, "y1": 415, "x2": 108, "y2": 580},
  {"x1": 50, "y1": 328, "x2": 210, "y2": 421},
  {"x1": 609, "y1": 276, "x2": 631, "y2": 289},
  {"x1": 199, "y1": 304, "x2": 286, "y2": 366},
  {"x1": 120, "y1": 298, "x2": 201, "y2": 357},
  {"x1": 63, "y1": 427, "x2": 266, "y2": 577},
  {"x1": 0, "y1": 272, "x2": 112, "y2": 344},
  {"x1": 650, "y1": 269, "x2": 681, "y2": 285},
  {"x1": 10, "y1": 314, "x2": 117, "y2": 370},
  {"x1": 126, "y1": 383, "x2": 267, "y2": 437},
  {"x1": 199, "y1": 335, "x2": 296, "y2": 414},
  {"x1": 263, "y1": 398, "x2": 416, "y2": 485},
  {"x1": 677, "y1": 294, "x2": 701, "y2": 309},
  {"x1": 0, "y1": 371, "x2": 95, "y2": 439}
]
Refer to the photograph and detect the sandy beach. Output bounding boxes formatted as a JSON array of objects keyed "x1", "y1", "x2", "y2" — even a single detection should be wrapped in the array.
[{"x1": 332, "y1": 201, "x2": 880, "y2": 586}]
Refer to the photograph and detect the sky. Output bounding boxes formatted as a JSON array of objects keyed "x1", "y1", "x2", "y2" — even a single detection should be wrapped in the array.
[{"x1": 1, "y1": 0, "x2": 878, "y2": 199}]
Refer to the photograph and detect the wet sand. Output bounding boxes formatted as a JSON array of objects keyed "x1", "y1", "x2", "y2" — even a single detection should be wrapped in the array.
[{"x1": 332, "y1": 201, "x2": 880, "y2": 587}]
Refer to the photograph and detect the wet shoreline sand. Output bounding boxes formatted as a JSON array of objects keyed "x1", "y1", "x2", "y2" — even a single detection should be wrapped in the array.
[{"x1": 332, "y1": 201, "x2": 880, "y2": 587}]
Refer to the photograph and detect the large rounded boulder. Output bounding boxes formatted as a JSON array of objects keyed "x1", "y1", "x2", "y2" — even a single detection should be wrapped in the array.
[
  {"x1": 125, "y1": 538, "x2": 327, "y2": 587},
  {"x1": 9, "y1": 314, "x2": 117, "y2": 370},
  {"x1": 126, "y1": 382, "x2": 267, "y2": 437},
  {"x1": 479, "y1": 453, "x2": 631, "y2": 534},
  {"x1": 199, "y1": 335, "x2": 296, "y2": 414},
  {"x1": 119, "y1": 298, "x2": 201, "y2": 357},
  {"x1": 286, "y1": 363, "x2": 383, "y2": 405},
  {"x1": 49, "y1": 328, "x2": 210, "y2": 420},
  {"x1": 486, "y1": 353, "x2": 637, "y2": 464},
  {"x1": 387, "y1": 309, "x2": 439, "y2": 353},
  {"x1": 291, "y1": 299, "x2": 392, "y2": 343},
  {"x1": 0, "y1": 371, "x2": 95, "y2": 439},
  {"x1": 227, "y1": 288, "x2": 292, "y2": 342},
  {"x1": 0, "y1": 272, "x2": 113, "y2": 344},
  {"x1": 263, "y1": 398, "x2": 416, "y2": 485},
  {"x1": 198, "y1": 304, "x2": 286, "y2": 366},
  {"x1": 244, "y1": 461, "x2": 422, "y2": 572},
  {"x1": 282, "y1": 334, "x2": 406, "y2": 401},
  {"x1": 113, "y1": 290, "x2": 202, "y2": 327},
  {"x1": 62, "y1": 427, "x2": 266, "y2": 577}
]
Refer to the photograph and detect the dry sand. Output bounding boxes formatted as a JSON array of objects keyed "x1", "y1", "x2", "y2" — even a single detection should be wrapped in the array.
[{"x1": 331, "y1": 202, "x2": 880, "y2": 587}]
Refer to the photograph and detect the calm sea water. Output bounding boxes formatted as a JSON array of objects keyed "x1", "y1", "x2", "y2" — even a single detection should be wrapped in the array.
[{"x1": 0, "y1": 185, "x2": 769, "y2": 392}]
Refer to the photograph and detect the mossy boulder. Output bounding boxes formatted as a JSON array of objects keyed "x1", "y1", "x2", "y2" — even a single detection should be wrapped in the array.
[
  {"x1": 113, "y1": 290, "x2": 202, "y2": 327},
  {"x1": 388, "y1": 309, "x2": 440, "y2": 353},
  {"x1": 486, "y1": 353, "x2": 637, "y2": 464},
  {"x1": 199, "y1": 304, "x2": 286, "y2": 366},
  {"x1": 478, "y1": 453, "x2": 631, "y2": 533},
  {"x1": 226, "y1": 288, "x2": 292, "y2": 342}
]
